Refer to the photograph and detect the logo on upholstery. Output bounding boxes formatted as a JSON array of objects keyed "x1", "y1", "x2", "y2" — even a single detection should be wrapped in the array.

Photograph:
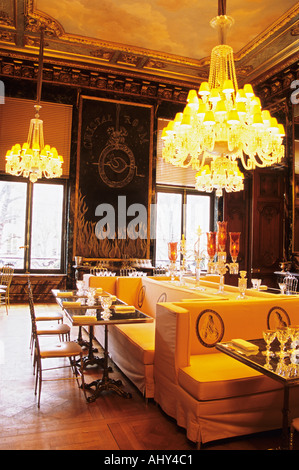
[
  {"x1": 267, "y1": 306, "x2": 290, "y2": 330},
  {"x1": 137, "y1": 285, "x2": 146, "y2": 308},
  {"x1": 157, "y1": 292, "x2": 167, "y2": 303},
  {"x1": 196, "y1": 309, "x2": 224, "y2": 348}
]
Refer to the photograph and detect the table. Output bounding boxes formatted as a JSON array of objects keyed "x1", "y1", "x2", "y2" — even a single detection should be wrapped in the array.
[
  {"x1": 216, "y1": 337, "x2": 299, "y2": 450},
  {"x1": 52, "y1": 289, "x2": 153, "y2": 402}
]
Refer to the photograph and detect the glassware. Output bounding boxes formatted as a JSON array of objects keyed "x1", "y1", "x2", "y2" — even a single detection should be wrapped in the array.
[
  {"x1": 76, "y1": 280, "x2": 84, "y2": 296},
  {"x1": 237, "y1": 271, "x2": 247, "y2": 299},
  {"x1": 288, "y1": 326, "x2": 299, "y2": 356},
  {"x1": 278, "y1": 282, "x2": 286, "y2": 294},
  {"x1": 276, "y1": 328, "x2": 288, "y2": 358},
  {"x1": 87, "y1": 287, "x2": 96, "y2": 306},
  {"x1": 101, "y1": 294, "x2": 112, "y2": 313},
  {"x1": 251, "y1": 278, "x2": 261, "y2": 290},
  {"x1": 284, "y1": 274, "x2": 298, "y2": 295},
  {"x1": 262, "y1": 329, "x2": 276, "y2": 356},
  {"x1": 168, "y1": 242, "x2": 178, "y2": 281}
]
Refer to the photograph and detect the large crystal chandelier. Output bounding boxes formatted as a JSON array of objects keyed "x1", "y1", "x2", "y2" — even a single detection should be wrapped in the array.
[
  {"x1": 5, "y1": 29, "x2": 63, "y2": 183},
  {"x1": 161, "y1": 1, "x2": 285, "y2": 195}
]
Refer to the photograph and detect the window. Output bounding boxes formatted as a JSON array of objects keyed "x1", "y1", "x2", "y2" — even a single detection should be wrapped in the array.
[
  {"x1": 0, "y1": 178, "x2": 66, "y2": 272},
  {"x1": 155, "y1": 187, "x2": 213, "y2": 268}
]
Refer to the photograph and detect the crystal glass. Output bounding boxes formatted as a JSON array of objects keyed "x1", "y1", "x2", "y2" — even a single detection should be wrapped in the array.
[
  {"x1": 262, "y1": 329, "x2": 276, "y2": 357},
  {"x1": 276, "y1": 328, "x2": 288, "y2": 358},
  {"x1": 87, "y1": 288, "x2": 96, "y2": 306},
  {"x1": 101, "y1": 294, "x2": 112, "y2": 314},
  {"x1": 278, "y1": 282, "x2": 286, "y2": 294},
  {"x1": 251, "y1": 278, "x2": 261, "y2": 290},
  {"x1": 288, "y1": 326, "x2": 299, "y2": 356},
  {"x1": 76, "y1": 280, "x2": 84, "y2": 296}
]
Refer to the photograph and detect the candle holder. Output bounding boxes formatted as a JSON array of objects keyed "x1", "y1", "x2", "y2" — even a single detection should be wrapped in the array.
[
  {"x1": 179, "y1": 235, "x2": 187, "y2": 285},
  {"x1": 206, "y1": 232, "x2": 217, "y2": 273},
  {"x1": 217, "y1": 221, "x2": 227, "y2": 253},
  {"x1": 229, "y1": 232, "x2": 240, "y2": 275},
  {"x1": 237, "y1": 270, "x2": 247, "y2": 299},
  {"x1": 168, "y1": 241, "x2": 178, "y2": 281},
  {"x1": 207, "y1": 222, "x2": 241, "y2": 294},
  {"x1": 193, "y1": 230, "x2": 206, "y2": 291}
]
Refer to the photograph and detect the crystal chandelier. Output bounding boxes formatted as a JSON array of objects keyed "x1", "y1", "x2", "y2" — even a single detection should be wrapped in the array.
[
  {"x1": 195, "y1": 155, "x2": 244, "y2": 196},
  {"x1": 5, "y1": 29, "x2": 63, "y2": 183},
  {"x1": 161, "y1": 1, "x2": 285, "y2": 195}
]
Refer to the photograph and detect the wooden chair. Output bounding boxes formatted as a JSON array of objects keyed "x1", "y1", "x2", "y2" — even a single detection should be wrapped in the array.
[
  {"x1": 27, "y1": 278, "x2": 71, "y2": 353},
  {"x1": 28, "y1": 281, "x2": 86, "y2": 407},
  {"x1": 0, "y1": 265, "x2": 14, "y2": 314}
]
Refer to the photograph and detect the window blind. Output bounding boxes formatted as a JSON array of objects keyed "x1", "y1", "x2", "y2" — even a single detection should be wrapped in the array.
[{"x1": 156, "y1": 118, "x2": 197, "y2": 187}]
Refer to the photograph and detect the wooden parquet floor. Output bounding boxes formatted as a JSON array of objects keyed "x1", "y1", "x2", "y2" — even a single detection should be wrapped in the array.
[{"x1": 0, "y1": 304, "x2": 295, "y2": 453}]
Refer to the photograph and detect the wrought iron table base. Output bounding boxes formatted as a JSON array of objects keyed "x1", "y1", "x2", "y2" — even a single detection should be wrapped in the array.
[{"x1": 83, "y1": 324, "x2": 132, "y2": 402}]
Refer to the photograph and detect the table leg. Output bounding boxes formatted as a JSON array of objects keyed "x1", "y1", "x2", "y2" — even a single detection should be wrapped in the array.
[
  {"x1": 76, "y1": 325, "x2": 98, "y2": 352},
  {"x1": 84, "y1": 325, "x2": 132, "y2": 402},
  {"x1": 82, "y1": 325, "x2": 111, "y2": 370},
  {"x1": 281, "y1": 386, "x2": 290, "y2": 450}
]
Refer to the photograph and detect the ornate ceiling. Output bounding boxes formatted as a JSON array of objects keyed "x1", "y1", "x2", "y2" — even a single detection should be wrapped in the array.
[{"x1": 0, "y1": 0, "x2": 298, "y2": 88}]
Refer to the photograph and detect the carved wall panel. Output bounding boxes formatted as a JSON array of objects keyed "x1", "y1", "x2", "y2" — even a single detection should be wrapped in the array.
[{"x1": 251, "y1": 170, "x2": 284, "y2": 287}]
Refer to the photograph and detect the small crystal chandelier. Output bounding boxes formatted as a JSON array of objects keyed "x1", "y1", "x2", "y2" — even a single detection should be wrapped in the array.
[
  {"x1": 5, "y1": 28, "x2": 63, "y2": 183},
  {"x1": 195, "y1": 156, "x2": 244, "y2": 196},
  {"x1": 161, "y1": 1, "x2": 285, "y2": 195}
]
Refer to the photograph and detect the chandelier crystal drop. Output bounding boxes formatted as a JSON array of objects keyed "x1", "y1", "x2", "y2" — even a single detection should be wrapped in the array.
[
  {"x1": 161, "y1": 11, "x2": 285, "y2": 195},
  {"x1": 5, "y1": 28, "x2": 64, "y2": 183}
]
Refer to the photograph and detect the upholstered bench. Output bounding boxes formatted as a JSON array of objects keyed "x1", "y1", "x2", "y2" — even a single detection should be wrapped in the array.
[
  {"x1": 84, "y1": 275, "x2": 217, "y2": 398},
  {"x1": 154, "y1": 297, "x2": 299, "y2": 446}
]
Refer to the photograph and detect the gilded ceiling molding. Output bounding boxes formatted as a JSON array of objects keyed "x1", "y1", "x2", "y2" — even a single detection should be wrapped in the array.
[
  {"x1": 234, "y1": 4, "x2": 299, "y2": 61},
  {"x1": 25, "y1": 0, "x2": 64, "y2": 37},
  {"x1": 25, "y1": 0, "x2": 205, "y2": 69}
]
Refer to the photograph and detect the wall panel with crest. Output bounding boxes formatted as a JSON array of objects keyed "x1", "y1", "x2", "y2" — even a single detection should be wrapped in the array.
[{"x1": 73, "y1": 95, "x2": 154, "y2": 261}]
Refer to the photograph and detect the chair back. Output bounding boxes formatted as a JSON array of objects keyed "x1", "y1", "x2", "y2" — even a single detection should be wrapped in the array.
[
  {"x1": 27, "y1": 278, "x2": 40, "y2": 352},
  {"x1": 0, "y1": 265, "x2": 14, "y2": 287}
]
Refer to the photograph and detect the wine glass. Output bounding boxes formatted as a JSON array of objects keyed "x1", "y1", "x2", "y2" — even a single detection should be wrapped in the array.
[
  {"x1": 276, "y1": 328, "x2": 288, "y2": 358},
  {"x1": 101, "y1": 294, "x2": 112, "y2": 315},
  {"x1": 251, "y1": 279, "x2": 261, "y2": 290},
  {"x1": 262, "y1": 329, "x2": 276, "y2": 356},
  {"x1": 76, "y1": 280, "x2": 84, "y2": 296},
  {"x1": 278, "y1": 282, "x2": 286, "y2": 295}
]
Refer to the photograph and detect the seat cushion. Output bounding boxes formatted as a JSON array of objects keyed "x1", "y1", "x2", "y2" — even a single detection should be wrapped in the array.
[
  {"x1": 178, "y1": 353, "x2": 282, "y2": 401},
  {"x1": 111, "y1": 321, "x2": 155, "y2": 364}
]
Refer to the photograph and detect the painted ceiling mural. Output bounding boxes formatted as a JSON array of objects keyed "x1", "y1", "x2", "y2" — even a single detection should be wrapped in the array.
[
  {"x1": 0, "y1": 1, "x2": 297, "y2": 85},
  {"x1": 36, "y1": 0, "x2": 298, "y2": 60}
]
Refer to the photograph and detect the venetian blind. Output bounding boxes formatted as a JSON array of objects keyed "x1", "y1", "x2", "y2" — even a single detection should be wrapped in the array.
[
  {"x1": 156, "y1": 118, "x2": 197, "y2": 187},
  {"x1": 0, "y1": 97, "x2": 72, "y2": 177}
]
